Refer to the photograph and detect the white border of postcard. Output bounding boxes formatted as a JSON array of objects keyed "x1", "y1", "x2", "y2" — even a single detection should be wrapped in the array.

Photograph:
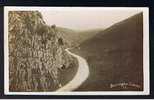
[{"x1": 4, "y1": 6, "x2": 150, "y2": 95}]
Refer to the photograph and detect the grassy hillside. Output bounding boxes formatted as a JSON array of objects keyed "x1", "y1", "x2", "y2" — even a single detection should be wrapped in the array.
[
  {"x1": 72, "y1": 13, "x2": 143, "y2": 91},
  {"x1": 76, "y1": 28, "x2": 104, "y2": 45}
]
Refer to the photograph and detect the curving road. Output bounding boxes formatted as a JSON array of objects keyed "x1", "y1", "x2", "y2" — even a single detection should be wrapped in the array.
[{"x1": 56, "y1": 48, "x2": 90, "y2": 91}]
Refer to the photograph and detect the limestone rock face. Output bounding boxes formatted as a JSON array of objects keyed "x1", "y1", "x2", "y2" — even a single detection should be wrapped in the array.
[{"x1": 9, "y1": 11, "x2": 75, "y2": 91}]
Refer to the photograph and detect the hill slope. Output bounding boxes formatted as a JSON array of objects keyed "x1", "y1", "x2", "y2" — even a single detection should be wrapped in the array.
[
  {"x1": 76, "y1": 28, "x2": 104, "y2": 45},
  {"x1": 56, "y1": 27, "x2": 104, "y2": 47},
  {"x1": 56, "y1": 27, "x2": 78, "y2": 47},
  {"x1": 73, "y1": 13, "x2": 143, "y2": 91}
]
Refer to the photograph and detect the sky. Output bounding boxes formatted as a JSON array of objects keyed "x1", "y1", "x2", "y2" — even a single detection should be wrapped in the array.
[{"x1": 40, "y1": 8, "x2": 142, "y2": 30}]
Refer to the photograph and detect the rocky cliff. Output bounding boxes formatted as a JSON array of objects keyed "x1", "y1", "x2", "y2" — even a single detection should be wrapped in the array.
[{"x1": 9, "y1": 11, "x2": 76, "y2": 92}]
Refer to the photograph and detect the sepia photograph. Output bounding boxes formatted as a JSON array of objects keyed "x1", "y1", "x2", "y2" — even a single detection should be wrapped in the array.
[{"x1": 4, "y1": 7, "x2": 149, "y2": 95}]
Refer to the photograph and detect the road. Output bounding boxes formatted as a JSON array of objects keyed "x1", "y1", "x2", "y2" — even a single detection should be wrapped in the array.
[{"x1": 56, "y1": 48, "x2": 90, "y2": 91}]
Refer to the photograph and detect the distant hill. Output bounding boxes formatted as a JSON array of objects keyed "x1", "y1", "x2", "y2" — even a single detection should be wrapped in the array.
[
  {"x1": 56, "y1": 27, "x2": 104, "y2": 47},
  {"x1": 73, "y1": 13, "x2": 143, "y2": 91},
  {"x1": 56, "y1": 27, "x2": 78, "y2": 47},
  {"x1": 76, "y1": 28, "x2": 104, "y2": 45}
]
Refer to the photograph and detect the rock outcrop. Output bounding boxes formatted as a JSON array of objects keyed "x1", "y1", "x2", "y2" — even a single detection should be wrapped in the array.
[{"x1": 9, "y1": 11, "x2": 76, "y2": 92}]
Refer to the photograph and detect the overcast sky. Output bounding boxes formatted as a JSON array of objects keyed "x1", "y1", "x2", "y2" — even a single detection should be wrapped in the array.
[{"x1": 40, "y1": 8, "x2": 142, "y2": 30}]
